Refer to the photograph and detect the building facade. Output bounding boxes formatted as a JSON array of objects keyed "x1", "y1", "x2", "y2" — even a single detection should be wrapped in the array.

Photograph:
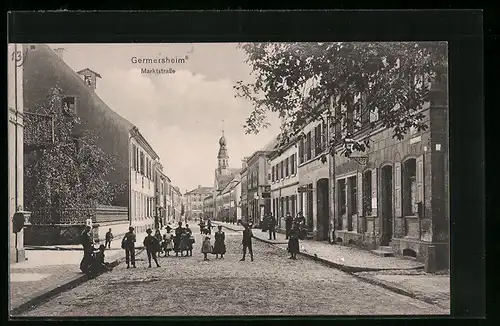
[
  {"x1": 130, "y1": 127, "x2": 159, "y2": 234},
  {"x1": 332, "y1": 81, "x2": 449, "y2": 272},
  {"x1": 239, "y1": 159, "x2": 249, "y2": 224},
  {"x1": 245, "y1": 150, "x2": 273, "y2": 226},
  {"x1": 203, "y1": 194, "x2": 215, "y2": 220},
  {"x1": 154, "y1": 162, "x2": 168, "y2": 228},
  {"x1": 185, "y1": 185, "x2": 214, "y2": 221},
  {"x1": 297, "y1": 119, "x2": 331, "y2": 241},
  {"x1": 172, "y1": 186, "x2": 183, "y2": 222},
  {"x1": 269, "y1": 142, "x2": 299, "y2": 230},
  {"x1": 217, "y1": 177, "x2": 240, "y2": 223}
]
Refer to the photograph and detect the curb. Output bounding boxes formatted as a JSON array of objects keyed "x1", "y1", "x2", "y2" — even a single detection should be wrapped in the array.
[{"x1": 10, "y1": 248, "x2": 146, "y2": 316}]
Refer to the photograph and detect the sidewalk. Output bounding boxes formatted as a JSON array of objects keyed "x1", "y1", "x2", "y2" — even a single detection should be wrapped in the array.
[
  {"x1": 215, "y1": 222, "x2": 424, "y2": 272},
  {"x1": 10, "y1": 233, "x2": 148, "y2": 315},
  {"x1": 215, "y1": 222, "x2": 450, "y2": 311}
]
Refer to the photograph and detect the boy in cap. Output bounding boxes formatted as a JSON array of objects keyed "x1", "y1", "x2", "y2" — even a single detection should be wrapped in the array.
[{"x1": 143, "y1": 228, "x2": 161, "y2": 268}]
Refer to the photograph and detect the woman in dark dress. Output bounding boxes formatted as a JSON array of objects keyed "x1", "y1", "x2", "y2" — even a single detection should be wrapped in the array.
[
  {"x1": 213, "y1": 225, "x2": 226, "y2": 259},
  {"x1": 174, "y1": 221, "x2": 185, "y2": 257},
  {"x1": 287, "y1": 223, "x2": 300, "y2": 260}
]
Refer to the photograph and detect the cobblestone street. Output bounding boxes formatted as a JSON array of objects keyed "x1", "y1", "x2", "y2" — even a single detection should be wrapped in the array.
[{"x1": 21, "y1": 230, "x2": 448, "y2": 316}]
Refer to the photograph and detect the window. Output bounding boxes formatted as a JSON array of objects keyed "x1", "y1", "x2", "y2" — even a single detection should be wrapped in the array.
[
  {"x1": 62, "y1": 96, "x2": 76, "y2": 116},
  {"x1": 306, "y1": 132, "x2": 312, "y2": 161},
  {"x1": 403, "y1": 159, "x2": 417, "y2": 216},
  {"x1": 285, "y1": 158, "x2": 289, "y2": 177},
  {"x1": 291, "y1": 154, "x2": 296, "y2": 175},
  {"x1": 140, "y1": 152, "x2": 145, "y2": 175},
  {"x1": 272, "y1": 166, "x2": 275, "y2": 182},
  {"x1": 338, "y1": 179, "x2": 346, "y2": 215},
  {"x1": 84, "y1": 75, "x2": 93, "y2": 87},
  {"x1": 315, "y1": 124, "x2": 323, "y2": 155},
  {"x1": 299, "y1": 139, "x2": 304, "y2": 164},
  {"x1": 280, "y1": 161, "x2": 284, "y2": 180},
  {"x1": 132, "y1": 145, "x2": 137, "y2": 171},
  {"x1": 348, "y1": 176, "x2": 357, "y2": 215},
  {"x1": 363, "y1": 170, "x2": 373, "y2": 216},
  {"x1": 370, "y1": 108, "x2": 380, "y2": 123}
]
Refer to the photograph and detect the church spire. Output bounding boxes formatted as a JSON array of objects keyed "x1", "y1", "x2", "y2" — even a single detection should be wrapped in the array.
[{"x1": 218, "y1": 120, "x2": 228, "y2": 174}]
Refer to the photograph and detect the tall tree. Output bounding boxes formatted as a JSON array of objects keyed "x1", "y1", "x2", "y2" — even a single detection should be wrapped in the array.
[
  {"x1": 234, "y1": 42, "x2": 447, "y2": 160},
  {"x1": 24, "y1": 87, "x2": 125, "y2": 213}
]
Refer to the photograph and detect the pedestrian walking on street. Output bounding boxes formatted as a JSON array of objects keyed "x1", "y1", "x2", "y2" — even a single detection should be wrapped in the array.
[
  {"x1": 268, "y1": 215, "x2": 277, "y2": 240},
  {"x1": 285, "y1": 213, "x2": 293, "y2": 240},
  {"x1": 213, "y1": 225, "x2": 226, "y2": 259},
  {"x1": 201, "y1": 236, "x2": 213, "y2": 261},
  {"x1": 105, "y1": 228, "x2": 114, "y2": 249},
  {"x1": 207, "y1": 219, "x2": 212, "y2": 235},
  {"x1": 143, "y1": 228, "x2": 161, "y2": 268},
  {"x1": 122, "y1": 227, "x2": 137, "y2": 268},
  {"x1": 287, "y1": 223, "x2": 300, "y2": 260},
  {"x1": 240, "y1": 223, "x2": 254, "y2": 262},
  {"x1": 198, "y1": 219, "x2": 205, "y2": 234},
  {"x1": 174, "y1": 222, "x2": 185, "y2": 257},
  {"x1": 79, "y1": 225, "x2": 94, "y2": 273}
]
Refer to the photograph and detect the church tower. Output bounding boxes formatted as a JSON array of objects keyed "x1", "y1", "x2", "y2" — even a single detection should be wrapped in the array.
[{"x1": 217, "y1": 122, "x2": 229, "y2": 175}]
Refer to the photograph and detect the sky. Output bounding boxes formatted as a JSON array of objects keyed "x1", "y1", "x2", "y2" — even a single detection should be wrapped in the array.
[{"x1": 48, "y1": 43, "x2": 281, "y2": 194}]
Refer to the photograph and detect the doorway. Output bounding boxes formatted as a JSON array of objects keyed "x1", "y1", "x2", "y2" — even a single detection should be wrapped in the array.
[
  {"x1": 381, "y1": 165, "x2": 393, "y2": 245},
  {"x1": 316, "y1": 178, "x2": 330, "y2": 241}
]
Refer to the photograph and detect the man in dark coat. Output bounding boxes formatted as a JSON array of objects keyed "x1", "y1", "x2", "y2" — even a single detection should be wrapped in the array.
[
  {"x1": 285, "y1": 213, "x2": 293, "y2": 240},
  {"x1": 80, "y1": 225, "x2": 94, "y2": 273},
  {"x1": 268, "y1": 214, "x2": 277, "y2": 240},
  {"x1": 240, "y1": 223, "x2": 254, "y2": 262},
  {"x1": 207, "y1": 219, "x2": 212, "y2": 235},
  {"x1": 105, "y1": 228, "x2": 114, "y2": 249},
  {"x1": 122, "y1": 227, "x2": 136, "y2": 268}
]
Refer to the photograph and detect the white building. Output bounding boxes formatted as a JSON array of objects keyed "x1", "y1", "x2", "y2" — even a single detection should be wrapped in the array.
[
  {"x1": 130, "y1": 127, "x2": 159, "y2": 233},
  {"x1": 269, "y1": 141, "x2": 299, "y2": 230}
]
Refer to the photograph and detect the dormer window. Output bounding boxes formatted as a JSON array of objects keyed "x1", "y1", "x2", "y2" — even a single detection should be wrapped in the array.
[{"x1": 84, "y1": 75, "x2": 93, "y2": 86}]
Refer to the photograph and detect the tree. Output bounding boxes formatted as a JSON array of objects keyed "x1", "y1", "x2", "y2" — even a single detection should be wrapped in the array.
[
  {"x1": 24, "y1": 87, "x2": 126, "y2": 213},
  {"x1": 234, "y1": 42, "x2": 447, "y2": 160}
]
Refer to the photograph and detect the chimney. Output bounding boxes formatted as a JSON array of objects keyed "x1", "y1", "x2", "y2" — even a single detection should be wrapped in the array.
[{"x1": 53, "y1": 48, "x2": 65, "y2": 60}]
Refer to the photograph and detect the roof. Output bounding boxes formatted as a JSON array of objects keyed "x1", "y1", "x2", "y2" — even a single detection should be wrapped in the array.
[
  {"x1": 217, "y1": 175, "x2": 236, "y2": 191},
  {"x1": 186, "y1": 186, "x2": 214, "y2": 195},
  {"x1": 76, "y1": 68, "x2": 102, "y2": 78}
]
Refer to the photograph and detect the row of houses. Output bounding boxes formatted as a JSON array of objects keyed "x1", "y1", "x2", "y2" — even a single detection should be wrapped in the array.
[
  {"x1": 18, "y1": 44, "x2": 184, "y2": 246},
  {"x1": 202, "y1": 79, "x2": 449, "y2": 273}
]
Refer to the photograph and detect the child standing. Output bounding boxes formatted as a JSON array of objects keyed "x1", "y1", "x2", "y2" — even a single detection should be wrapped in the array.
[
  {"x1": 143, "y1": 228, "x2": 161, "y2": 268},
  {"x1": 201, "y1": 236, "x2": 212, "y2": 261}
]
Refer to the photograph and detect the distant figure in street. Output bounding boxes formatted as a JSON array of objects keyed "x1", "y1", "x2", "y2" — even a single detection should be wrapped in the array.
[
  {"x1": 121, "y1": 227, "x2": 137, "y2": 268},
  {"x1": 174, "y1": 222, "x2": 185, "y2": 257},
  {"x1": 198, "y1": 219, "x2": 205, "y2": 234},
  {"x1": 201, "y1": 236, "x2": 213, "y2": 261},
  {"x1": 207, "y1": 219, "x2": 212, "y2": 235},
  {"x1": 213, "y1": 225, "x2": 226, "y2": 259},
  {"x1": 240, "y1": 223, "x2": 254, "y2": 262},
  {"x1": 180, "y1": 231, "x2": 192, "y2": 257},
  {"x1": 268, "y1": 215, "x2": 277, "y2": 240},
  {"x1": 163, "y1": 233, "x2": 174, "y2": 256},
  {"x1": 154, "y1": 229, "x2": 163, "y2": 256},
  {"x1": 105, "y1": 228, "x2": 114, "y2": 249},
  {"x1": 143, "y1": 228, "x2": 161, "y2": 268},
  {"x1": 288, "y1": 222, "x2": 300, "y2": 260},
  {"x1": 79, "y1": 225, "x2": 94, "y2": 273},
  {"x1": 285, "y1": 213, "x2": 293, "y2": 240}
]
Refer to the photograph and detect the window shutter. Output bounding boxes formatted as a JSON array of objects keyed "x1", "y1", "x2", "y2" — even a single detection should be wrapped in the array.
[
  {"x1": 394, "y1": 162, "x2": 402, "y2": 217},
  {"x1": 311, "y1": 129, "x2": 316, "y2": 157},
  {"x1": 357, "y1": 173, "x2": 363, "y2": 217},
  {"x1": 416, "y1": 155, "x2": 424, "y2": 210},
  {"x1": 371, "y1": 168, "x2": 378, "y2": 217}
]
